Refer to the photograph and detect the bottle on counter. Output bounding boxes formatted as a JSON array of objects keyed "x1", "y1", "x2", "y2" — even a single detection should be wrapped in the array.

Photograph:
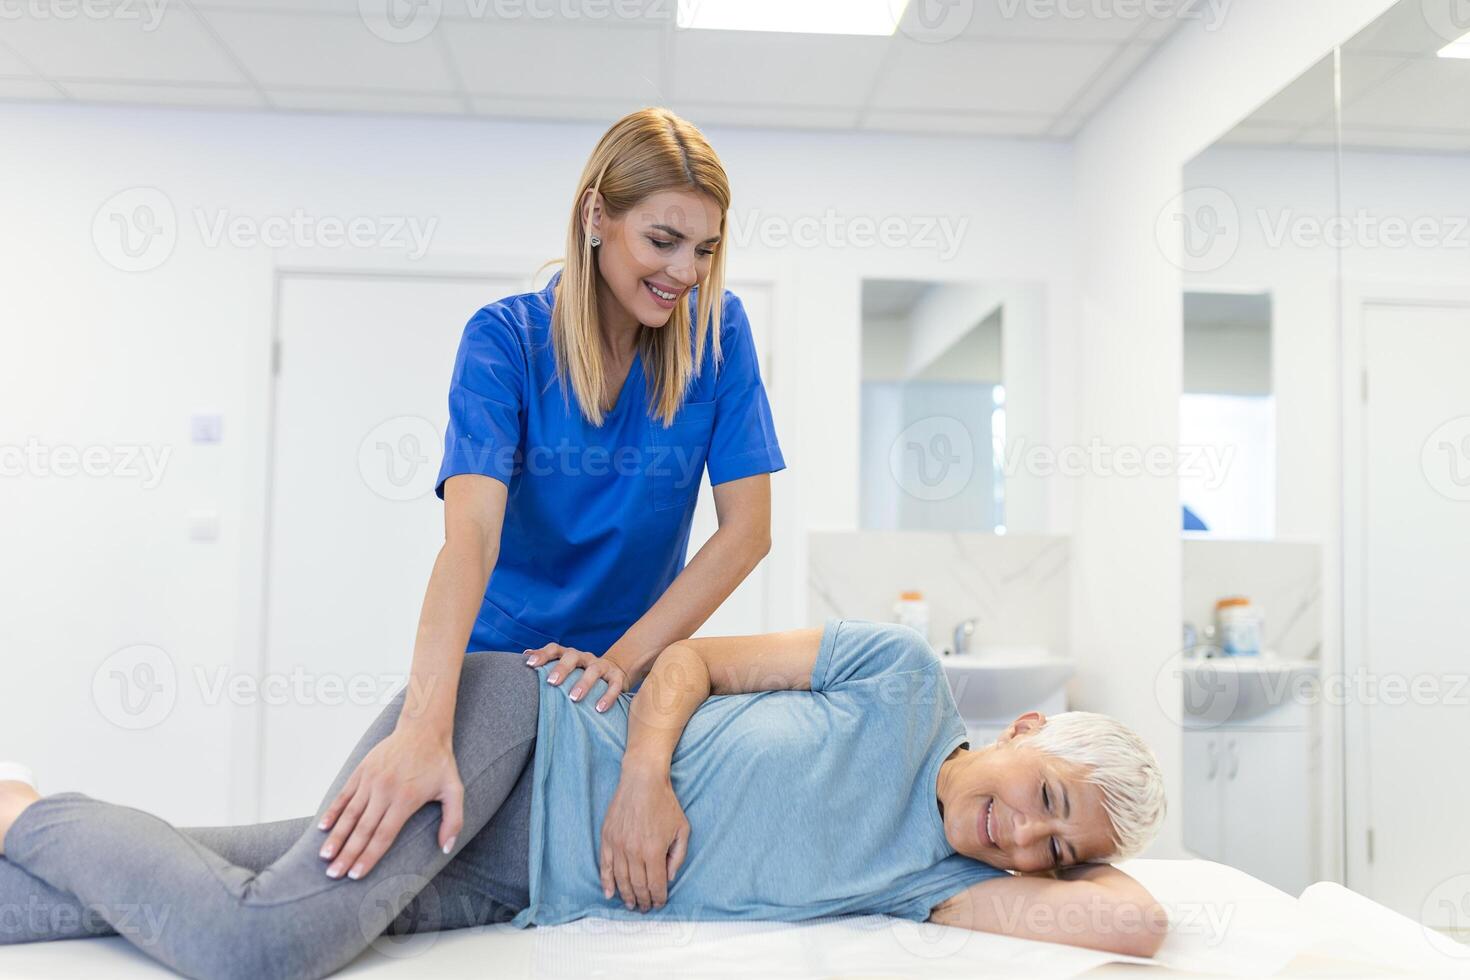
[
  {"x1": 893, "y1": 590, "x2": 930, "y2": 645},
  {"x1": 1215, "y1": 597, "x2": 1263, "y2": 657}
]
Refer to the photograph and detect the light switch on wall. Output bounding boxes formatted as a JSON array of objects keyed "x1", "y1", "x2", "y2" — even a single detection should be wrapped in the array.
[
  {"x1": 188, "y1": 511, "x2": 220, "y2": 541},
  {"x1": 191, "y1": 413, "x2": 224, "y2": 444}
]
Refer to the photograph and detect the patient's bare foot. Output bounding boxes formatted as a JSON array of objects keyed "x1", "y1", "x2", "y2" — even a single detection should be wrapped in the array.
[{"x1": 0, "y1": 781, "x2": 42, "y2": 855}]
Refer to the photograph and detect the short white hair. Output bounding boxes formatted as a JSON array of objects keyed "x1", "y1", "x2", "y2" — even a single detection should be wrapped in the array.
[{"x1": 1019, "y1": 711, "x2": 1166, "y2": 862}]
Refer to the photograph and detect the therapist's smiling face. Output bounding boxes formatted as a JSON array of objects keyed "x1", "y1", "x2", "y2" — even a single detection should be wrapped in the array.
[
  {"x1": 590, "y1": 187, "x2": 723, "y2": 329},
  {"x1": 938, "y1": 715, "x2": 1116, "y2": 873}
]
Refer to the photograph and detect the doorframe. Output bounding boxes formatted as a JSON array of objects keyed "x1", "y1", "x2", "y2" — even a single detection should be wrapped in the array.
[
  {"x1": 1339, "y1": 280, "x2": 1470, "y2": 896},
  {"x1": 234, "y1": 253, "x2": 797, "y2": 822}
]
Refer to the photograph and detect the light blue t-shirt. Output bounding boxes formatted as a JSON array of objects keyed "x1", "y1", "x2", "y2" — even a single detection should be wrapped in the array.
[{"x1": 510, "y1": 619, "x2": 1008, "y2": 928}]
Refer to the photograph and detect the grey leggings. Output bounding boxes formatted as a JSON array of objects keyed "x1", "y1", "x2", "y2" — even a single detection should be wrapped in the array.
[{"x1": 1, "y1": 652, "x2": 538, "y2": 979}]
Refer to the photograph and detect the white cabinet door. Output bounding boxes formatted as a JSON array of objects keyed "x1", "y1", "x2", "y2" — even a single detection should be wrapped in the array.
[
  {"x1": 1220, "y1": 729, "x2": 1311, "y2": 896},
  {"x1": 1182, "y1": 730, "x2": 1223, "y2": 861}
]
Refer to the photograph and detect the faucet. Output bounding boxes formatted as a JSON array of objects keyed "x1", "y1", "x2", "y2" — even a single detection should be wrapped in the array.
[{"x1": 952, "y1": 618, "x2": 977, "y2": 656}]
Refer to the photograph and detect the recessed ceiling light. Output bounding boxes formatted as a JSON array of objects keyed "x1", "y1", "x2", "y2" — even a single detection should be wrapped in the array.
[
  {"x1": 676, "y1": 0, "x2": 911, "y2": 37},
  {"x1": 1438, "y1": 30, "x2": 1470, "y2": 58}
]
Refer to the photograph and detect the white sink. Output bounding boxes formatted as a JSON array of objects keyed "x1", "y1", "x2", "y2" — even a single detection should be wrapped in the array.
[
  {"x1": 1179, "y1": 658, "x2": 1320, "y2": 725},
  {"x1": 941, "y1": 647, "x2": 1075, "y2": 724}
]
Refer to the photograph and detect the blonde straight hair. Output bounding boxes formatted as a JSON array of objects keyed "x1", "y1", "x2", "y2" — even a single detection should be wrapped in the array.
[{"x1": 551, "y1": 107, "x2": 731, "y2": 427}]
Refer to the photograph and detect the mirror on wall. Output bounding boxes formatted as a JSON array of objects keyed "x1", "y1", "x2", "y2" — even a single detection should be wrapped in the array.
[
  {"x1": 1172, "y1": 47, "x2": 1340, "y2": 900},
  {"x1": 1333, "y1": 0, "x2": 1470, "y2": 928},
  {"x1": 858, "y1": 278, "x2": 1046, "y2": 535},
  {"x1": 1181, "y1": 291, "x2": 1273, "y2": 539}
]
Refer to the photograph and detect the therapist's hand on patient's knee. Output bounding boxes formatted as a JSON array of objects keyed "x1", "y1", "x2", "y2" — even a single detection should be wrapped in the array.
[
  {"x1": 526, "y1": 643, "x2": 629, "y2": 712},
  {"x1": 315, "y1": 727, "x2": 465, "y2": 881}
]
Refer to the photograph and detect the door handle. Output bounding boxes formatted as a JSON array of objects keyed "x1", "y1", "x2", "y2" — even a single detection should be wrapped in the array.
[
  {"x1": 1226, "y1": 739, "x2": 1240, "y2": 779},
  {"x1": 1206, "y1": 739, "x2": 1219, "y2": 779}
]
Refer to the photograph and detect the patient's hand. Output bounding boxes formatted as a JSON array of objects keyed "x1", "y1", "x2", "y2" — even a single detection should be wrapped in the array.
[{"x1": 599, "y1": 763, "x2": 690, "y2": 912}]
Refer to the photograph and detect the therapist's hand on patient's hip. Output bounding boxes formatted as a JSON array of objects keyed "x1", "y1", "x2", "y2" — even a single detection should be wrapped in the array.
[
  {"x1": 526, "y1": 643, "x2": 629, "y2": 712},
  {"x1": 315, "y1": 726, "x2": 465, "y2": 881},
  {"x1": 599, "y1": 763, "x2": 690, "y2": 912}
]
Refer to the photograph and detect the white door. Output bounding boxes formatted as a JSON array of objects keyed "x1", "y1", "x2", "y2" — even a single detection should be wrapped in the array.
[
  {"x1": 1361, "y1": 303, "x2": 1470, "y2": 924},
  {"x1": 262, "y1": 274, "x2": 777, "y2": 820},
  {"x1": 262, "y1": 273, "x2": 519, "y2": 820}
]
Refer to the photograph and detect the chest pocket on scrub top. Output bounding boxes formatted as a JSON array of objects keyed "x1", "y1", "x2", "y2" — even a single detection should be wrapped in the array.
[{"x1": 649, "y1": 400, "x2": 715, "y2": 512}]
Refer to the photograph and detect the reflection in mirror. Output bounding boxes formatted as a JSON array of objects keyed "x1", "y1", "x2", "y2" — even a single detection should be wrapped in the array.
[
  {"x1": 1334, "y1": 0, "x2": 1470, "y2": 929},
  {"x1": 1181, "y1": 291, "x2": 1273, "y2": 539},
  {"x1": 859, "y1": 280, "x2": 1007, "y2": 533},
  {"x1": 1173, "y1": 44, "x2": 1339, "y2": 902}
]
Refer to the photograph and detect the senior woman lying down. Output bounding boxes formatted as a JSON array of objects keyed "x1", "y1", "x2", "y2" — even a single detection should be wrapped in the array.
[{"x1": 0, "y1": 620, "x2": 1168, "y2": 979}]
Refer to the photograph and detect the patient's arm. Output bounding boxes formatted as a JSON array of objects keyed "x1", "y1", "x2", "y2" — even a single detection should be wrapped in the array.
[
  {"x1": 927, "y1": 863, "x2": 1169, "y2": 958},
  {"x1": 600, "y1": 629, "x2": 824, "y2": 911}
]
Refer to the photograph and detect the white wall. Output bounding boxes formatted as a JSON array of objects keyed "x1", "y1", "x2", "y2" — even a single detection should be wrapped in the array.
[
  {"x1": 0, "y1": 103, "x2": 1076, "y2": 824},
  {"x1": 1067, "y1": 0, "x2": 1399, "y2": 863}
]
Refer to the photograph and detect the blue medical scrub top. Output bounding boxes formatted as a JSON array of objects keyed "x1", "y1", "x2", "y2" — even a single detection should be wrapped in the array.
[{"x1": 434, "y1": 271, "x2": 785, "y2": 656}]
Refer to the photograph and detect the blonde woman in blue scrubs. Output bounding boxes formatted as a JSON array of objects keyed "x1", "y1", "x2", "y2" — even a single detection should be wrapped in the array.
[{"x1": 319, "y1": 108, "x2": 784, "y2": 876}]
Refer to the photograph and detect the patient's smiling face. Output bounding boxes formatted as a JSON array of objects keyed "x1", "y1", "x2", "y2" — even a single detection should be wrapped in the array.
[{"x1": 936, "y1": 712, "x2": 1117, "y2": 873}]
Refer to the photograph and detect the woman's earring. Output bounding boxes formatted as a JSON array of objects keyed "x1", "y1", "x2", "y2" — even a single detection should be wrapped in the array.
[{"x1": 589, "y1": 236, "x2": 601, "y2": 248}]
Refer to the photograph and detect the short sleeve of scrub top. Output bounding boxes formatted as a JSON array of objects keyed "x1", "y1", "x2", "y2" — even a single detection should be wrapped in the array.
[{"x1": 436, "y1": 305, "x2": 526, "y2": 488}]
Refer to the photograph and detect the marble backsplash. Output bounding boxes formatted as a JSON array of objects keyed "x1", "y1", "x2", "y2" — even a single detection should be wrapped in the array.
[
  {"x1": 1182, "y1": 539, "x2": 1322, "y2": 662},
  {"x1": 808, "y1": 532, "x2": 1070, "y2": 654}
]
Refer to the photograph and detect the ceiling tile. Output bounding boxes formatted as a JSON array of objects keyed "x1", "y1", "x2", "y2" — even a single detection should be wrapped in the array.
[
  {"x1": 860, "y1": 110, "x2": 1055, "y2": 137},
  {"x1": 201, "y1": 9, "x2": 456, "y2": 91},
  {"x1": 444, "y1": 19, "x2": 664, "y2": 100},
  {"x1": 1343, "y1": 0, "x2": 1465, "y2": 56},
  {"x1": 672, "y1": 102, "x2": 861, "y2": 130},
  {"x1": 62, "y1": 81, "x2": 266, "y2": 108},
  {"x1": 871, "y1": 37, "x2": 1116, "y2": 114},
  {"x1": 3, "y1": 4, "x2": 247, "y2": 84},
  {"x1": 1342, "y1": 56, "x2": 1470, "y2": 133},
  {"x1": 670, "y1": 31, "x2": 886, "y2": 107},
  {"x1": 470, "y1": 94, "x2": 649, "y2": 122},
  {"x1": 1342, "y1": 128, "x2": 1470, "y2": 153},
  {"x1": 267, "y1": 89, "x2": 466, "y2": 114},
  {"x1": 900, "y1": 0, "x2": 1182, "y2": 43}
]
